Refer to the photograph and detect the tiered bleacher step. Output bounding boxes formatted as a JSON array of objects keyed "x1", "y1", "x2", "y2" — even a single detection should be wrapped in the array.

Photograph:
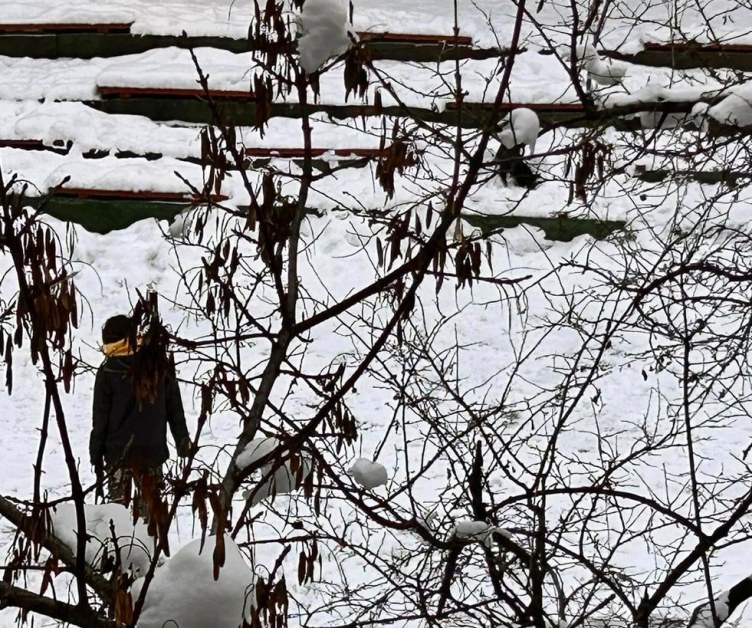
[
  {"x1": 0, "y1": 23, "x2": 507, "y2": 62},
  {"x1": 88, "y1": 87, "x2": 725, "y2": 131},
  {"x1": 6, "y1": 22, "x2": 752, "y2": 70},
  {"x1": 3, "y1": 20, "x2": 694, "y2": 238},
  {"x1": 635, "y1": 167, "x2": 751, "y2": 185},
  {"x1": 235, "y1": 146, "x2": 390, "y2": 171},
  {"x1": 21, "y1": 188, "x2": 227, "y2": 233},
  {"x1": 15, "y1": 185, "x2": 625, "y2": 241},
  {"x1": 0, "y1": 138, "x2": 71, "y2": 155},
  {"x1": 602, "y1": 42, "x2": 752, "y2": 71}
]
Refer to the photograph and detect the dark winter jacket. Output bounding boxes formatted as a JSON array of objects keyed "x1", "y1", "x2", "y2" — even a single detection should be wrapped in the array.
[{"x1": 89, "y1": 355, "x2": 189, "y2": 469}]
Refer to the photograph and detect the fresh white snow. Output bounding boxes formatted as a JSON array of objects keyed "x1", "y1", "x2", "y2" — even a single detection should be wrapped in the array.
[
  {"x1": 50, "y1": 503, "x2": 154, "y2": 576},
  {"x1": 236, "y1": 438, "x2": 313, "y2": 505},
  {"x1": 131, "y1": 535, "x2": 253, "y2": 628},
  {"x1": 709, "y1": 83, "x2": 752, "y2": 127},
  {"x1": 499, "y1": 107, "x2": 540, "y2": 153},
  {"x1": 297, "y1": 0, "x2": 353, "y2": 74},
  {"x1": 2, "y1": 1, "x2": 752, "y2": 627},
  {"x1": 577, "y1": 43, "x2": 627, "y2": 87}
]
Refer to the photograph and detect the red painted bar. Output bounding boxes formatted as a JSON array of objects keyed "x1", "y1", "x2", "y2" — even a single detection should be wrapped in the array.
[
  {"x1": 446, "y1": 102, "x2": 585, "y2": 112},
  {"x1": 98, "y1": 86, "x2": 256, "y2": 100},
  {"x1": 356, "y1": 32, "x2": 472, "y2": 46},
  {"x1": 643, "y1": 42, "x2": 752, "y2": 53},
  {"x1": 54, "y1": 188, "x2": 228, "y2": 202},
  {"x1": 243, "y1": 147, "x2": 388, "y2": 158},
  {"x1": 0, "y1": 23, "x2": 132, "y2": 34}
]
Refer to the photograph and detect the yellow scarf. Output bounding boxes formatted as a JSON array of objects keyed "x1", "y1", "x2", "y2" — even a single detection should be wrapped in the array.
[{"x1": 103, "y1": 338, "x2": 134, "y2": 357}]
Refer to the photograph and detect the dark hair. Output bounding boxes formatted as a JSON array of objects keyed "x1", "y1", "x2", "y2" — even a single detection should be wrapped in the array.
[
  {"x1": 102, "y1": 311, "x2": 174, "y2": 405},
  {"x1": 102, "y1": 315, "x2": 135, "y2": 345}
]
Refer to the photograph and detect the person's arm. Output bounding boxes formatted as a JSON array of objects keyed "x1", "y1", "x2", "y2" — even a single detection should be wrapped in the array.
[
  {"x1": 166, "y1": 376, "x2": 190, "y2": 456},
  {"x1": 89, "y1": 365, "x2": 110, "y2": 465}
]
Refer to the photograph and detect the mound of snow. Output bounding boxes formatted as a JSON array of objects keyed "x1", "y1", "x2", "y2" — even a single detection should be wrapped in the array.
[
  {"x1": 577, "y1": 43, "x2": 626, "y2": 86},
  {"x1": 709, "y1": 85, "x2": 752, "y2": 127},
  {"x1": 349, "y1": 458, "x2": 388, "y2": 489},
  {"x1": 237, "y1": 437, "x2": 313, "y2": 505},
  {"x1": 50, "y1": 503, "x2": 153, "y2": 575},
  {"x1": 689, "y1": 102, "x2": 710, "y2": 131},
  {"x1": 167, "y1": 206, "x2": 198, "y2": 239},
  {"x1": 132, "y1": 535, "x2": 252, "y2": 628},
  {"x1": 639, "y1": 110, "x2": 685, "y2": 129},
  {"x1": 236, "y1": 437, "x2": 281, "y2": 469},
  {"x1": 688, "y1": 589, "x2": 731, "y2": 627},
  {"x1": 298, "y1": 0, "x2": 353, "y2": 74}
]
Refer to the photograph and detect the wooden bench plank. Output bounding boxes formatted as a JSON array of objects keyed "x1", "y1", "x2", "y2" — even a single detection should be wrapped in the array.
[
  {"x1": 0, "y1": 139, "x2": 71, "y2": 154},
  {"x1": 448, "y1": 102, "x2": 586, "y2": 111},
  {"x1": 88, "y1": 94, "x2": 744, "y2": 133},
  {"x1": 81, "y1": 96, "x2": 668, "y2": 130},
  {"x1": 635, "y1": 168, "x2": 751, "y2": 185},
  {"x1": 53, "y1": 187, "x2": 227, "y2": 203},
  {"x1": 464, "y1": 213, "x2": 625, "y2": 242},
  {"x1": 0, "y1": 27, "x2": 504, "y2": 61},
  {"x1": 0, "y1": 32, "x2": 256, "y2": 58},
  {"x1": 602, "y1": 42, "x2": 752, "y2": 70},
  {"x1": 242, "y1": 147, "x2": 386, "y2": 158},
  {"x1": 642, "y1": 42, "x2": 752, "y2": 53},
  {"x1": 2, "y1": 140, "x2": 387, "y2": 171},
  {"x1": 21, "y1": 192, "x2": 625, "y2": 240},
  {"x1": 356, "y1": 32, "x2": 473, "y2": 46},
  {"x1": 98, "y1": 86, "x2": 257, "y2": 100},
  {"x1": 0, "y1": 22, "x2": 132, "y2": 34},
  {"x1": 0, "y1": 24, "x2": 469, "y2": 42},
  {"x1": 25, "y1": 196, "x2": 189, "y2": 233}
]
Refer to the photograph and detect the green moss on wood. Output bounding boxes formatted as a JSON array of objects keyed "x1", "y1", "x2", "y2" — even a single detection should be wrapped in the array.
[
  {"x1": 604, "y1": 48, "x2": 752, "y2": 71},
  {"x1": 0, "y1": 31, "x2": 507, "y2": 62},
  {"x1": 22, "y1": 195, "x2": 625, "y2": 242},
  {"x1": 24, "y1": 196, "x2": 187, "y2": 234},
  {"x1": 463, "y1": 213, "x2": 626, "y2": 241}
]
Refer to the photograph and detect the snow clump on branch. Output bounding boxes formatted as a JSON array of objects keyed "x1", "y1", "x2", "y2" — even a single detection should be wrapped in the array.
[
  {"x1": 709, "y1": 84, "x2": 752, "y2": 128},
  {"x1": 297, "y1": 0, "x2": 355, "y2": 74},
  {"x1": 236, "y1": 437, "x2": 313, "y2": 505},
  {"x1": 576, "y1": 43, "x2": 626, "y2": 86},
  {"x1": 50, "y1": 503, "x2": 153, "y2": 576},
  {"x1": 688, "y1": 588, "x2": 731, "y2": 627},
  {"x1": 451, "y1": 520, "x2": 512, "y2": 548},
  {"x1": 349, "y1": 458, "x2": 388, "y2": 489}
]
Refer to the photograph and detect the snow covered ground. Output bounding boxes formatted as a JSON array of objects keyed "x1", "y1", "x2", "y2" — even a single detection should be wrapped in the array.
[{"x1": 2, "y1": 1, "x2": 752, "y2": 627}]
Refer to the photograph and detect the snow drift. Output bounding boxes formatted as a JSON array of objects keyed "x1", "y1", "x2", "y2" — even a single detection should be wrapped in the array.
[
  {"x1": 50, "y1": 502, "x2": 153, "y2": 575},
  {"x1": 131, "y1": 535, "x2": 253, "y2": 628}
]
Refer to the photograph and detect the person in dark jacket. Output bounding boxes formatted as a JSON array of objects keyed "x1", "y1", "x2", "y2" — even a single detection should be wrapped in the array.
[{"x1": 90, "y1": 314, "x2": 190, "y2": 508}]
